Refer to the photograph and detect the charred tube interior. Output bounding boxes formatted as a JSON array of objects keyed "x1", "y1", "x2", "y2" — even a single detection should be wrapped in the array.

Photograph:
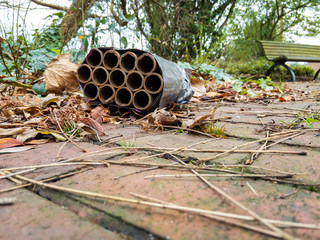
[
  {"x1": 133, "y1": 90, "x2": 153, "y2": 111},
  {"x1": 126, "y1": 71, "x2": 144, "y2": 91},
  {"x1": 144, "y1": 73, "x2": 164, "y2": 94},
  {"x1": 137, "y1": 53, "x2": 156, "y2": 74},
  {"x1": 92, "y1": 66, "x2": 109, "y2": 86},
  {"x1": 99, "y1": 84, "x2": 115, "y2": 104},
  {"x1": 83, "y1": 82, "x2": 99, "y2": 100},
  {"x1": 120, "y1": 52, "x2": 137, "y2": 72},
  {"x1": 115, "y1": 87, "x2": 133, "y2": 107},
  {"x1": 109, "y1": 69, "x2": 126, "y2": 88},
  {"x1": 77, "y1": 64, "x2": 92, "y2": 83},
  {"x1": 103, "y1": 50, "x2": 120, "y2": 70},
  {"x1": 86, "y1": 48, "x2": 103, "y2": 67}
]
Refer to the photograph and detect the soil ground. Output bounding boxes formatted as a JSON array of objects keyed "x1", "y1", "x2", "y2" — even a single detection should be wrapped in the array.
[{"x1": 1, "y1": 81, "x2": 320, "y2": 240}]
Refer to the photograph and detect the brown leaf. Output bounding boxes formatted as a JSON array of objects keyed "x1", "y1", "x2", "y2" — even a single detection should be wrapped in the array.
[
  {"x1": 24, "y1": 139, "x2": 50, "y2": 145},
  {"x1": 16, "y1": 128, "x2": 39, "y2": 143},
  {"x1": 80, "y1": 117, "x2": 107, "y2": 136},
  {"x1": 206, "y1": 91, "x2": 222, "y2": 99},
  {"x1": 0, "y1": 127, "x2": 26, "y2": 137},
  {"x1": 0, "y1": 138, "x2": 23, "y2": 149},
  {"x1": 91, "y1": 106, "x2": 110, "y2": 124},
  {"x1": 182, "y1": 112, "x2": 211, "y2": 128},
  {"x1": 190, "y1": 76, "x2": 206, "y2": 98},
  {"x1": 44, "y1": 54, "x2": 79, "y2": 94},
  {"x1": 148, "y1": 109, "x2": 181, "y2": 126}
]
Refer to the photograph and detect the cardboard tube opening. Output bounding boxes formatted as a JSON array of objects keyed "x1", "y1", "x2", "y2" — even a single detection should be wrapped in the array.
[
  {"x1": 103, "y1": 50, "x2": 120, "y2": 70},
  {"x1": 83, "y1": 82, "x2": 99, "y2": 100},
  {"x1": 99, "y1": 84, "x2": 115, "y2": 104},
  {"x1": 92, "y1": 66, "x2": 109, "y2": 86},
  {"x1": 137, "y1": 53, "x2": 156, "y2": 74},
  {"x1": 126, "y1": 71, "x2": 144, "y2": 91},
  {"x1": 77, "y1": 64, "x2": 92, "y2": 83},
  {"x1": 115, "y1": 87, "x2": 133, "y2": 107},
  {"x1": 144, "y1": 73, "x2": 164, "y2": 94},
  {"x1": 86, "y1": 48, "x2": 103, "y2": 67},
  {"x1": 133, "y1": 90, "x2": 153, "y2": 111},
  {"x1": 110, "y1": 69, "x2": 126, "y2": 88},
  {"x1": 120, "y1": 52, "x2": 137, "y2": 72}
]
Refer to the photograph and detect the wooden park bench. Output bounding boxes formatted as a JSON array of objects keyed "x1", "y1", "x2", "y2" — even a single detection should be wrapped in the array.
[{"x1": 259, "y1": 40, "x2": 320, "y2": 81}]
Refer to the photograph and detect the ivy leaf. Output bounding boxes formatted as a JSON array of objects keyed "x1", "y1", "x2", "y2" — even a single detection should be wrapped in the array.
[
  {"x1": 120, "y1": 36, "x2": 128, "y2": 48},
  {"x1": 125, "y1": 14, "x2": 135, "y2": 21},
  {"x1": 82, "y1": 37, "x2": 89, "y2": 52},
  {"x1": 32, "y1": 83, "x2": 46, "y2": 96},
  {"x1": 108, "y1": 21, "x2": 117, "y2": 31}
]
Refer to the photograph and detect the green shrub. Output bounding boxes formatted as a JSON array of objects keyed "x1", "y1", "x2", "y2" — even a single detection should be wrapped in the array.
[{"x1": 290, "y1": 64, "x2": 315, "y2": 76}]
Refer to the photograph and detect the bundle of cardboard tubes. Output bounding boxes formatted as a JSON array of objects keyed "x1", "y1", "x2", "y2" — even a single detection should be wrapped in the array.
[{"x1": 77, "y1": 48, "x2": 164, "y2": 111}]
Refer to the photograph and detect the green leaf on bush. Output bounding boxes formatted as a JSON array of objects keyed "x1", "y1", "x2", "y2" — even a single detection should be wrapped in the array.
[
  {"x1": 120, "y1": 36, "x2": 128, "y2": 48},
  {"x1": 51, "y1": 48, "x2": 61, "y2": 55},
  {"x1": 32, "y1": 83, "x2": 46, "y2": 96}
]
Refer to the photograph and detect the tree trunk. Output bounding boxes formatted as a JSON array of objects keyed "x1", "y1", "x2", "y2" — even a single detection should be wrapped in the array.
[{"x1": 60, "y1": 0, "x2": 96, "y2": 44}]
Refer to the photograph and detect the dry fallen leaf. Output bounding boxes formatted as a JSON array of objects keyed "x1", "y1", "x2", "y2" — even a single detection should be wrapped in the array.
[
  {"x1": 0, "y1": 127, "x2": 26, "y2": 137},
  {"x1": 148, "y1": 109, "x2": 181, "y2": 126},
  {"x1": 91, "y1": 106, "x2": 110, "y2": 124},
  {"x1": 44, "y1": 54, "x2": 79, "y2": 94},
  {"x1": 16, "y1": 128, "x2": 39, "y2": 143},
  {"x1": 0, "y1": 138, "x2": 23, "y2": 149},
  {"x1": 190, "y1": 76, "x2": 206, "y2": 98},
  {"x1": 80, "y1": 117, "x2": 107, "y2": 136},
  {"x1": 182, "y1": 112, "x2": 212, "y2": 128}
]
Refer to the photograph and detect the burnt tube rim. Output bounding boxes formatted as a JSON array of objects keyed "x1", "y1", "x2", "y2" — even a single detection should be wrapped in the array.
[
  {"x1": 103, "y1": 49, "x2": 121, "y2": 70},
  {"x1": 136, "y1": 53, "x2": 157, "y2": 74},
  {"x1": 86, "y1": 48, "x2": 103, "y2": 67},
  {"x1": 125, "y1": 70, "x2": 144, "y2": 92},
  {"x1": 144, "y1": 73, "x2": 164, "y2": 94},
  {"x1": 99, "y1": 84, "x2": 115, "y2": 104},
  {"x1": 120, "y1": 51, "x2": 137, "y2": 72},
  {"x1": 83, "y1": 82, "x2": 99, "y2": 101},
  {"x1": 109, "y1": 69, "x2": 126, "y2": 88},
  {"x1": 133, "y1": 90, "x2": 153, "y2": 111},
  {"x1": 115, "y1": 87, "x2": 133, "y2": 107},
  {"x1": 92, "y1": 66, "x2": 109, "y2": 86},
  {"x1": 77, "y1": 64, "x2": 92, "y2": 83}
]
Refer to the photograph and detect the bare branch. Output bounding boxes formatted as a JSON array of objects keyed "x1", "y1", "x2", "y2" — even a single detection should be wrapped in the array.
[{"x1": 30, "y1": 0, "x2": 68, "y2": 11}]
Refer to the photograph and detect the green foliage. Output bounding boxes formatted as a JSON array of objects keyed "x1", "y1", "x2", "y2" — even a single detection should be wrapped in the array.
[
  {"x1": 120, "y1": 139, "x2": 135, "y2": 151},
  {"x1": 220, "y1": 58, "x2": 272, "y2": 76},
  {"x1": 63, "y1": 120, "x2": 80, "y2": 137},
  {"x1": 291, "y1": 64, "x2": 315, "y2": 76},
  {"x1": 203, "y1": 123, "x2": 226, "y2": 138},
  {"x1": 178, "y1": 61, "x2": 237, "y2": 83},
  {"x1": 281, "y1": 109, "x2": 320, "y2": 129},
  {"x1": 32, "y1": 83, "x2": 46, "y2": 96}
]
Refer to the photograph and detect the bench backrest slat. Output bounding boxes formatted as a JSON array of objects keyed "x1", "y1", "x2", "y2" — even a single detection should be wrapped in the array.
[{"x1": 259, "y1": 40, "x2": 320, "y2": 62}]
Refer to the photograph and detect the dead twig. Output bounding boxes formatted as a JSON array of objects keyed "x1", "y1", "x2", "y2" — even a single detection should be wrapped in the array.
[
  {"x1": 56, "y1": 124, "x2": 82, "y2": 160},
  {"x1": 275, "y1": 187, "x2": 300, "y2": 199},
  {"x1": 246, "y1": 182, "x2": 259, "y2": 196},
  {"x1": 246, "y1": 130, "x2": 270, "y2": 165},
  {"x1": 0, "y1": 197, "x2": 17, "y2": 205},
  {"x1": 0, "y1": 168, "x2": 92, "y2": 194},
  {"x1": 0, "y1": 162, "x2": 107, "y2": 172},
  {"x1": 198, "y1": 131, "x2": 304, "y2": 164},
  {"x1": 144, "y1": 173, "x2": 292, "y2": 179},
  {"x1": 107, "y1": 146, "x2": 306, "y2": 155},
  {"x1": 53, "y1": 111, "x2": 86, "y2": 152}
]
